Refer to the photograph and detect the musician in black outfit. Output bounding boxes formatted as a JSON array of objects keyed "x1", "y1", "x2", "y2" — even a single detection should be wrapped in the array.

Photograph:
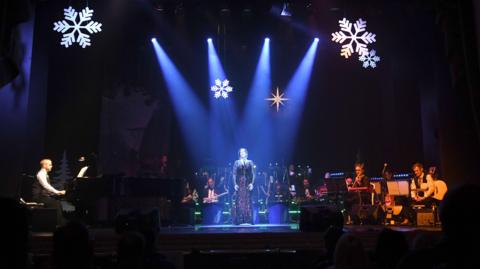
[
  {"x1": 232, "y1": 148, "x2": 255, "y2": 225},
  {"x1": 299, "y1": 178, "x2": 315, "y2": 203},
  {"x1": 345, "y1": 163, "x2": 371, "y2": 224},
  {"x1": 202, "y1": 177, "x2": 224, "y2": 225},
  {"x1": 32, "y1": 159, "x2": 66, "y2": 225},
  {"x1": 179, "y1": 179, "x2": 198, "y2": 225},
  {"x1": 203, "y1": 177, "x2": 223, "y2": 203}
]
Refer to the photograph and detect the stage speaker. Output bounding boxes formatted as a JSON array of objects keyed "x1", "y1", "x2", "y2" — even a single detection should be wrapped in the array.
[
  {"x1": 30, "y1": 208, "x2": 57, "y2": 232},
  {"x1": 300, "y1": 205, "x2": 343, "y2": 232},
  {"x1": 415, "y1": 208, "x2": 435, "y2": 226},
  {"x1": 356, "y1": 205, "x2": 383, "y2": 225},
  {"x1": 115, "y1": 207, "x2": 161, "y2": 234}
]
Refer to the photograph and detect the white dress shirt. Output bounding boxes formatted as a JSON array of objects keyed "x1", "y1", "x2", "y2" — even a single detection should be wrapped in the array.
[
  {"x1": 410, "y1": 173, "x2": 435, "y2": 199},
  {"x1": 36, "y1": 168, "x2": 61, "y2": 195}
]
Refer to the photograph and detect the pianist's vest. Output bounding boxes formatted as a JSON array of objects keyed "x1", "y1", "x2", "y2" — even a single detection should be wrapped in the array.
[{"x1": 32, "y1": 171, "x2": 52, "y2": 198}]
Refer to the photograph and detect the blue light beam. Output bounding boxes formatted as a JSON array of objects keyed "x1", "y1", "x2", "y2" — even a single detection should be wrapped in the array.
[
  {"x1": 207, "y1": 39, "x2": 238, "y2": 164},
  {"x1": 240, "y1": 38, "x2": 272, "y2": 166},
  {"x1": 151, "y1": 38, "x2": 208, "y2": 163},
  {"x1": 277, "y1": 38, "x2": 319, "y2": 159}
]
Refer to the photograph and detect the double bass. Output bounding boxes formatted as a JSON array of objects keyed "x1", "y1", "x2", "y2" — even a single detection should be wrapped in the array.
[{"x1": 382, "y1": 163, "x2": 395, "y2": 206}]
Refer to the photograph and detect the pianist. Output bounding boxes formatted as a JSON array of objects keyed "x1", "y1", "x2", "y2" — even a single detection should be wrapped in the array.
[{"x1": 32, "y1": 159, "x2": 66, "y2": 225}]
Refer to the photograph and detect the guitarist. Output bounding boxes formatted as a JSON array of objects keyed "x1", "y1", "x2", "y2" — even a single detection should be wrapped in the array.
[
  {"x1": 203, "y1": 177, "x2": 226, "y2": 204},
  {"x1": 410, "y1": 163, "x2": 435, "y2": 206},
  {"x1": 403, "y1": 163, "x2": 435, "y2": 225},
  {"x1": 202, "y1": 177, "x2": 226, "y2": 225}
]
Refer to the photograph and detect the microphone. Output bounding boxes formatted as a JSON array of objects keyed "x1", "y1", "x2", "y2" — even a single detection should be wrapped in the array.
[{"x1": 382, "y1": 163, "x2": 388, "y2": 175}]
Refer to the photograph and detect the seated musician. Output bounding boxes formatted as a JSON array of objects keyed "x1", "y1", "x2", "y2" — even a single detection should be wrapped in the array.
[
  {"x1": 402, "y1": 162, "x2": 435, "y2": 225},
  {"x1": 299, "y1": 178, "x2": 315, "y2": 203},
  {"x1": 203, "y1": 177, "x2": 223, "y2": 204},
  {"x1": 410, "y1": 163, "x2": 435, "y2": 206},
  {"x1": 181, "y1": 180, "x2": 198, "y2": 204},
  {"x1": 32, "y1": 159, "x2": 66, "y2": 225},
  {"x1": 179, "y1": 180, "x2": 198, "y2": 225},
  {"x1": 202, "y1": 177, "x2": 224, "y2": 225},
  {"x1": 382, "y1": 168, "x2": 409, "y2": 225},
  {"x1": 259, "y1": 174, "x2": 272, "y2": 205},
  {"x1": 271, "y1": 180, "x2": 289, "y2": 203}
]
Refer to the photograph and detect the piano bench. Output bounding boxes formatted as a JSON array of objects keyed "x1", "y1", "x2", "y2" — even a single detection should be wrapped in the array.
[{"x1": 30, "y1": 208, "x2": 57, "y2": 232}]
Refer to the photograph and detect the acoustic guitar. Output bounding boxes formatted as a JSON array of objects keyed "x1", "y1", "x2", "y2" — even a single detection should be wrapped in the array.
[
  {"x1": 432, "y1": 180, "x2": 447, "y2": 201},
  {"x1": 203, "y1": 191, "x2": 229, "y2": 203}
]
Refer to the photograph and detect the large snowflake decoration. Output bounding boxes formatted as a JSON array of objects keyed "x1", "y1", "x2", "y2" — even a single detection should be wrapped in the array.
[
  {"x1": 359, "y1": 50, "x2": 381, "y2": 68},
  {"x1": 331, "y1": 18, "x2": 376, "y2": 58},
  {"x1": 53, "y1": 6, "x2": 103, "y2": 48},
  {"x1": 211, "y1": 79, "x2": 233, "y2": 99}
]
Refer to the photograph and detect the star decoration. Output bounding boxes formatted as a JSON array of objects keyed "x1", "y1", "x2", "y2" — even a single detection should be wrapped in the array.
[{"x1": 266, "y1": 87, "x2": 288, "y2": 112}]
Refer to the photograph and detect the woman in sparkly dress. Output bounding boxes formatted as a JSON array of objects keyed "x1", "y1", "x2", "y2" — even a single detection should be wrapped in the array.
[{"x1": 232, "y1": 148, "x2": 255, "y2": 225}]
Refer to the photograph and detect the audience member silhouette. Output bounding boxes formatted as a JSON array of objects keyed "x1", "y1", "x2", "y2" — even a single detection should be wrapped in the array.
[
  {"x1": 334, "y1": 233, "x2": 370, "y2": 269},
  {"x1": 0, "y1": 198, "x2": 29, "y2": 269},
  {"x1": 316, "y1": 225, "x2": 345, "y2": 269},
  {"x1": 374, "y1": 228, "x2": 408, "y2": 269},
  {"x1": 117, "y1": 231, "x2": 146, "y2": 269},
  {"x1": 116, "y1": 211, "x2": 175, "y2": 269},
  {"x1": 398, "y1": 184, "x2": 480, "y2": 269},
  {"x1": 53, "y1": 221, "x2": 93, "y2": 269},
  {"x1": 410, "y1": 232, "x2": 440, "y2": 251}
]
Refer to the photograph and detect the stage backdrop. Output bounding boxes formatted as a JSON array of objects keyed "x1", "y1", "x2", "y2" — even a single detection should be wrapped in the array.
[{"x1": 17, "y1": 0, "x2": 480, "y2": 186}]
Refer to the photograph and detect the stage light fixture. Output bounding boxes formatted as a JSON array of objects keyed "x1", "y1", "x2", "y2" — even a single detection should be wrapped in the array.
[
  {"x1": 280, "y1": 2, "x2": 292, "y2": 16},
  {"x1": 151, "y1": 38, "x2": 156, "y2": 42},
  {"x1": 265, "y1": 37, "x2": 270, "y2": 42},
  {"x1": 207, "y1": 38, "x2": 212, "y2": 42},
  {"x1": 314, "y1": 38, "x2": 319, "y2": 42}
]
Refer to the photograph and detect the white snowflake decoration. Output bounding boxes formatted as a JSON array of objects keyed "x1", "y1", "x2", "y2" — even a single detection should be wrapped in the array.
[
  {"x1": 359, "y1": 50, "x2": 381, "y2": 68},
  {"x1": 331, "y1": 18, "x2": 376, "y2": 58},
  {"x1": 210, "y1": 79, "x2": 233, "y2": 99},
  {"x1": 53, "y1": 6, "x2": 103, "y2": 48}
]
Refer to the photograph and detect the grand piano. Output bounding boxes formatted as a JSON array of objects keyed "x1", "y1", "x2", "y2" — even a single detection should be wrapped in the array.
[{"x1": 65, "y1": 176, "x2": 184, "y2": 226}]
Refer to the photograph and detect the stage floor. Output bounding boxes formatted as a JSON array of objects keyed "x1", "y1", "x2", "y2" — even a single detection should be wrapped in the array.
[
  {"x1": 160, "y1": 224, "x2": 299, "y2": 234},
  {"x1": 30, "y1": 224, "x2": 441, "y2": 256}
]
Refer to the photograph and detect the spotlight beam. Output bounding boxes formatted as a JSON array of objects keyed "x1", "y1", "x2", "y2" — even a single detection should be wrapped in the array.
[
  {"x1": 207, "y1": 39, "x2": 238, "y2": 164},
  {"x1": 151, "y1": 38, "x2": 208, "y2": 163},
  {"x1": 240, "y1": 38, "x2": 272, "y2": 165},
  {"x1": 278, "y1": 38, "x2": 319, "y2": 160}
]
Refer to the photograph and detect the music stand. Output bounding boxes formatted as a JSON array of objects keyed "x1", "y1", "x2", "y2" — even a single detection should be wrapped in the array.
[{"x1": 386, "y1": 181, "x2": 409, "y2": 196}]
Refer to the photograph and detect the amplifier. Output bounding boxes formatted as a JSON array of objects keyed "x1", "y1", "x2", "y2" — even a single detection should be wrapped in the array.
[
  {"x1": 415, "y1": 208, "x2": 435, "y2": 226},
  {"x1": 299, "y1": 205, "x2": 342, "y2": 232}
]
